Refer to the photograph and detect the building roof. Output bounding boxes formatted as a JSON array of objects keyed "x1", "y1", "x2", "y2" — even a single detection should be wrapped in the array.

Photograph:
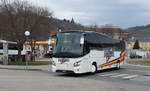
[
  {"x1": 100, "y1": 24, "x2": 119, "y2": 28},
  {"x1": 50, "y1": 30, "x2": 59, "y2": 36},
  {"x1": 129, "y1": 37, "x2": 150, "y2": 42},
  {"x1": 96, "y1": 27, "x2": 126, "y2": 33}
]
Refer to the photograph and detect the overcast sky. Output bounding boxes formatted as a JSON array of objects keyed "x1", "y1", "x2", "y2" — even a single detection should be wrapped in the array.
[{"x1": 25, "y1": 0, "x2": 150, "y2": 28}]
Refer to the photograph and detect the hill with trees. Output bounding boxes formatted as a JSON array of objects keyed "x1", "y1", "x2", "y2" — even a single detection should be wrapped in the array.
[{"x1": 126, "y1": 24, "x2": 150, "y2": 38}]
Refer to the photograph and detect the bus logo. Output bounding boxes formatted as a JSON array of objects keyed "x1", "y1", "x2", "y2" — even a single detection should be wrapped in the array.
[
  {"x1": 106, "y1": 56, "x2": 111, "y2": 62},
  {"x1": 60, "y1": 60, "x2": 65, "y2": 64},
  {"x1": 58, "y1": 58, "x2": 69, "y2": 64}
]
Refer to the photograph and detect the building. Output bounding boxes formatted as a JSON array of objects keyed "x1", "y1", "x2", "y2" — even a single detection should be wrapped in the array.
[
  {"x1": 24, "y1": 41, "x2": 50, "y2": 58},
  {"x1": 127, "y1": 37, "x2": 150, "y2": 50},
  {"x1": 95, "y1": 24, "x2": 128, "y2": 41}
]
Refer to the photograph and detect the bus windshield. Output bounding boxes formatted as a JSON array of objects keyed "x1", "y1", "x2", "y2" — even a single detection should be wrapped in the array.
[{"x1": 53, "y1": 33, "x2": 83, "y2": 58}]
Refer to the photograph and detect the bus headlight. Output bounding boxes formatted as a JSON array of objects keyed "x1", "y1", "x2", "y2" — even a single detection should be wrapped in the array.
[
  {"x1": 74, "y1": 61, "x2": 81, "y2": 67},
  {"x1": 52, "y1": 61, "x2": 56, "y2": 66}
]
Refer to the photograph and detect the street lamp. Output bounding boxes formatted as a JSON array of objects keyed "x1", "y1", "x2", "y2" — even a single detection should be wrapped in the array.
[
  {"x1": 25, "y1": 31, "x2": 30, "y2": 37},
  {"x1": 24, "y1": 31, "x2": 30, "y2": 70}
]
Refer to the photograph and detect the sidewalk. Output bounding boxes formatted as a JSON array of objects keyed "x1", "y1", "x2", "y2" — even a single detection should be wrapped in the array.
[
  {"x1": 0, "y1": 64, "x2": 52, "y2": 72},
  {"x1": 126, "y1": 58, "x2": 150, "y2": 61}
]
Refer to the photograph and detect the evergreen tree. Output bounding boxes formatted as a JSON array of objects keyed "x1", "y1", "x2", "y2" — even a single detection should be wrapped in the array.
[{"x1": 133, "y1": 40, "x2": 140, "y2": 49}]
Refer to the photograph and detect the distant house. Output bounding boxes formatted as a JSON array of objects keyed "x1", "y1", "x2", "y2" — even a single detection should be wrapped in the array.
[
  {"x1": 127, "y1": 37, "x2": 150, "y2": 50},
  {"x1": 95, "y1": 24, "x2": 128, "y2": 41}
]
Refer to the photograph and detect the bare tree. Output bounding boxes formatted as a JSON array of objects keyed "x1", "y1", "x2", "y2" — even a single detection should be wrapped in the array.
[{"x1": 0, "y1": 0, "x2": 52, "y2": 61}]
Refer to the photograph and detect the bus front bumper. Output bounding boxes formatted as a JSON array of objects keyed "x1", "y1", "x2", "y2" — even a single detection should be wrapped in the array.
[{"x1": 52, "y1": 66, "x2": 85, "y2": 74}]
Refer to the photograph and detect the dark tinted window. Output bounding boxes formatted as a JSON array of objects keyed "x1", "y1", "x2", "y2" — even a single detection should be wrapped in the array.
[
  {"x1": 0, "y1": 43, "x2": 3, "y2": 49},
  {"x1": 8, "y1": 43, "x2": 18, "y2": 50}
]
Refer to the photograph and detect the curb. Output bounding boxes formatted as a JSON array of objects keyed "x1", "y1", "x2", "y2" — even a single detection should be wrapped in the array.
[
  {"x1": 0, "y1": 67, "x2": 43, "y2": 71},
  {"x1": 0, "y1": 65, "x2": 51, "y2": 72},
  {"x1": 125, "y1": 63, "x2": 150, "y2": 68}
]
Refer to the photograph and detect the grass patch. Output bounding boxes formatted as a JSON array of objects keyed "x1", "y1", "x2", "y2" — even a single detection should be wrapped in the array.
[
  {"x1": 8, "y1": 61, "x2": 52, "y2": 66},
  {"x1": 127, "y1": 61, "x2": 150, "y2": 66}
]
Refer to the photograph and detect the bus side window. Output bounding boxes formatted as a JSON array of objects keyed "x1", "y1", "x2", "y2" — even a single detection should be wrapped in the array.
[{"x1": 0, "y1": 43, "x2": 3, "y2": 49}]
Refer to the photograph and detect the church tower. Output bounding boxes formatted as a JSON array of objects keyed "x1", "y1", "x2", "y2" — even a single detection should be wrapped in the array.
[{"x1": 71, "y1": 17, "x2": 75, "y2": 24}]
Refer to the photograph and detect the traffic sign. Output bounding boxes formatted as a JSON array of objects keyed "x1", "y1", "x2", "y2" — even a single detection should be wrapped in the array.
[
  {"x1": 3, "y1": 42, "x2": 8, "y2": 46},
  {"x1": 3, "y1": 42, "x2": 8, "y2": 65}
]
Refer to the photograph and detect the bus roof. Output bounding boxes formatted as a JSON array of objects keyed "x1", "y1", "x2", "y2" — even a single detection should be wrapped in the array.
[
  {"x1": 59, "y1": 30, "x2": 121, "y2": 44},
  {"x1": 0, "y1": 40, "x2": 17, "y2": 44}
]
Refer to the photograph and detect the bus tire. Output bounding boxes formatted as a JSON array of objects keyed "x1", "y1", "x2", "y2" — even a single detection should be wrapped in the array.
[
  {"x1": 116, "y1": 60, "x2": 120, "y2": 70},
  {"x1": 91, "y1": 62, "x2": 97, "y2": 73}
]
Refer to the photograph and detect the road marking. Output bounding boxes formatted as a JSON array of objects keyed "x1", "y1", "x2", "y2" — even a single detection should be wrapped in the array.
[
  {"x1": 100, "y1": 73, "x2": 119, "y2": 76},
  {"x1": 122, "y1": 75, "x2": 138, "y2": 80},
  {"x1": 110, "y1": 74, "x2": 129, "y2": 78},
  {"x1": 99, "y1": 72, "x2": 139, "y2": 80}
]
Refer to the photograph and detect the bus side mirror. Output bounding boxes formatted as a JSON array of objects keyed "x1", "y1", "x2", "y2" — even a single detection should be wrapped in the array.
[{"x1": 80, "y1": 36, "x2": 84, "y2": 45}]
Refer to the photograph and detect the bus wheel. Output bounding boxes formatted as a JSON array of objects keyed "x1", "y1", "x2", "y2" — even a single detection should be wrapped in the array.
[
  {"x1": 91, "y1": 63, "x2": 97, "y2": 73},
  {"x1": 116, "y1": 60, "x2": 120, "y2": 70}
]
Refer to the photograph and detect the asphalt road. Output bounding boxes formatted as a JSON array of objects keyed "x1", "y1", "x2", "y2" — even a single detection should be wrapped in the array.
[{"x1": 0, "y1": 64, "x2": 150, "y2": 91}]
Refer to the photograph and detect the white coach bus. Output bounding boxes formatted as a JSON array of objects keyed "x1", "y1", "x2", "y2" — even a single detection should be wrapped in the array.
[{"x1": 52, "y1": 31, "x2": 126, "y2": 74}]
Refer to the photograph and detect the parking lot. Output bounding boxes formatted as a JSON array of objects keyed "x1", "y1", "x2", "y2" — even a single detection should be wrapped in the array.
[
  {"x1": 0, "y1": 64, "x2": 150, "y2": 91},
  {"x1": 0, "y1": 69, "x2": 121, "y2": 91}
]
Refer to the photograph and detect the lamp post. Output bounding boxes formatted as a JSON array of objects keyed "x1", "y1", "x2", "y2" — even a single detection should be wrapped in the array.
[{"x1": 24, "y1": 31, "x2": 30, "y2": 70}]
